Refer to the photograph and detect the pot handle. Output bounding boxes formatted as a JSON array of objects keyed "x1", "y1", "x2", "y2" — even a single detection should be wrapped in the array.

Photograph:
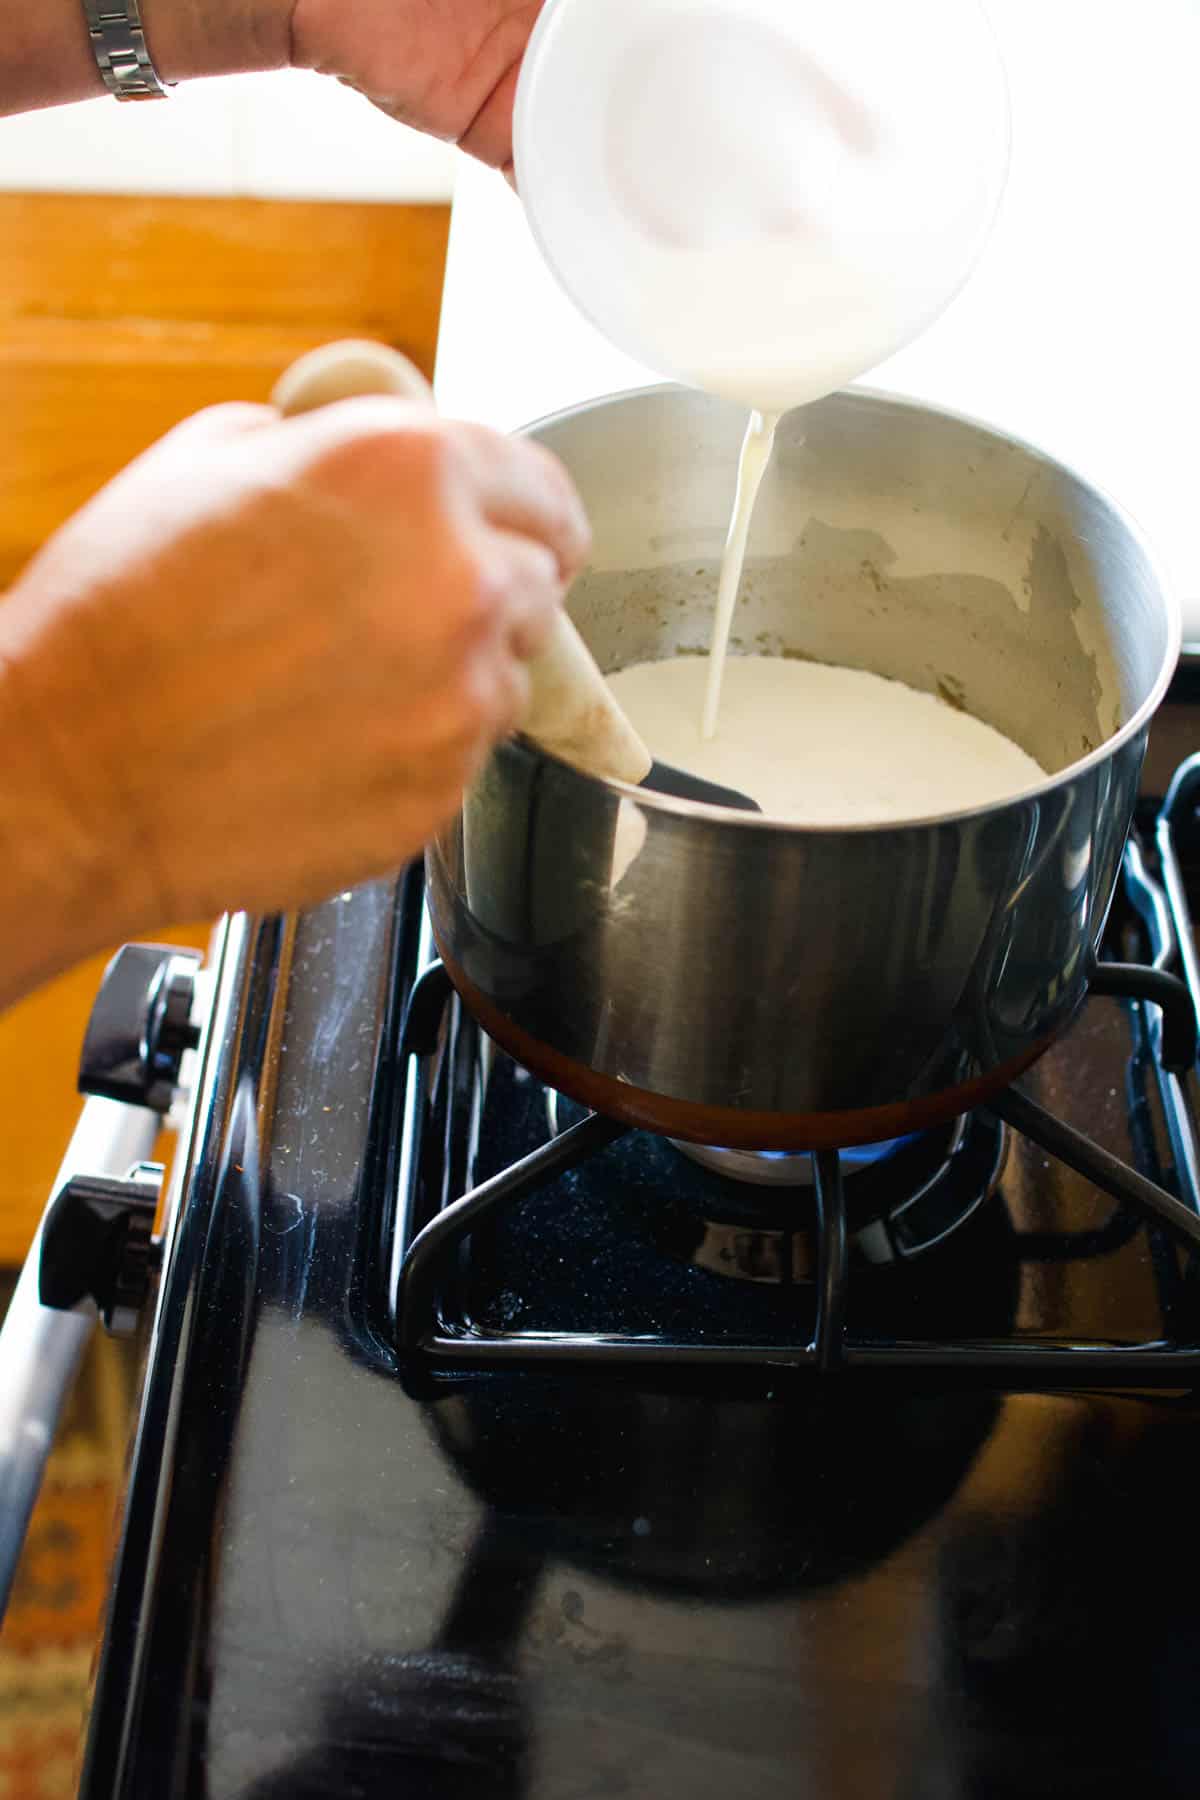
[{"x1": 0, "y1": 1096, "x2": 160, "y2": 1620}]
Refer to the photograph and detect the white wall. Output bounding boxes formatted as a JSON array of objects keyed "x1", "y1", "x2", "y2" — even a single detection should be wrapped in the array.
[{"x1": 0, "y1": 68, "x2": 457, "y2": 200}]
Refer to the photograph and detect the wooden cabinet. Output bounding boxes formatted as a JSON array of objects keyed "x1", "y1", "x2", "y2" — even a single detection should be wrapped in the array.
[{"x1": 0, "y1": 191, "x2": 450, "y2": 1262}]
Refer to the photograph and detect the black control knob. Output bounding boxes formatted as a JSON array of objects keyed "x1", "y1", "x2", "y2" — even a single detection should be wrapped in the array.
[
  {"x1": 39, "y1": 1163, "x2": 163, "y2": 1335},
  {"x1": 79, "y1": 943, "x2": 202, "y2": 1113}
]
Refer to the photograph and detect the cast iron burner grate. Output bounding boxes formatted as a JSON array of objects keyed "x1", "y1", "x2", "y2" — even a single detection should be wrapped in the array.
[{"x1": 391, "y1": 759, "x2": 1200, "y2": 1383}]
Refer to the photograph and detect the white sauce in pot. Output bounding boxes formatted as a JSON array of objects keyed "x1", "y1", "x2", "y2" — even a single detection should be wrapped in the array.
[{"x1": 607, "y1": 653, "x2": 1045, "y2": 824}]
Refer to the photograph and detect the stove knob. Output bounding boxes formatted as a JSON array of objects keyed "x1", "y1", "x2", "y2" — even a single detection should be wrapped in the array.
[
  {"x1": 79, "y1": 943, "x2": 202, "y2": 1113},
  {"x1": 38, "y1": 1161, "x2": 163, "y2": 1336}
]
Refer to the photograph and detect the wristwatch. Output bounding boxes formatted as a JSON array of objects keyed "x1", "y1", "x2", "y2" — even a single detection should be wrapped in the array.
[{"x1": 80, "y1": 0, "x2": 174, "y2": 99}]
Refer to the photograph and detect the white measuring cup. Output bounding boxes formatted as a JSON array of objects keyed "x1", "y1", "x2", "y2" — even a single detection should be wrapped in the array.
[{"x1": 513, "y1": 0, "x2": 1011, "y2": 413}]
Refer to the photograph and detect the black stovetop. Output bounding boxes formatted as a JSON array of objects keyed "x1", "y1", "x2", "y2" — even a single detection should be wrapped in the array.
[{"x1": 81, "y1": 671, "x2": 1200, "y2": 1800}]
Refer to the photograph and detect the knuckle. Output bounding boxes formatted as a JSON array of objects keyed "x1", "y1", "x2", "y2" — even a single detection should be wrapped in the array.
[
  {"x1": 526, "y1": 541, "x2": 563, "y2": 592},
  {"x1": 157, "y1": 402, "x2": 274, "y2": 458},
  {"x1": 448, "y1": 544, "x2": 512, "y2": 639},
  {"x1": 309, "y1": 409, "x2": 453, "y2": 502},
  {"x1": 527, "y1": 439, "x2": 575, "y2": 502},
  {"x1": 449, "y1": 418, "x2": 502, "y2": 463},
  {"x1": 513, "y1": 596, "x2": 559, "y2": 660},
  {"x1": 183, "y1": 401, "x2": 275, "y2": 438},
  {"x1": 398, "y1": 415, "x2": 459, "y2": 488},
  {"x1": 457, "y1": 648, "x2": 523, "y2": 741},
  {"x1": 525, "y1": 438, "x2": 570, "y2": 490},
  {"x1": 461, "y1": 653, "x2": 503, "y2": 728},
  {"x1": 473, "y1": 548, "x2": 514, "y2": 612},
  {"x1": 527, "y1": 445, "x2": 591, "y2": 558}
]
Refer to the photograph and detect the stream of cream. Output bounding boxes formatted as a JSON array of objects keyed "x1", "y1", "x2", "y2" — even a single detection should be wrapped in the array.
[
  {"x1": 701, "y1": 408, "x2": 780, "y2": 740},
  {"x1": 688, "y1": 405, "x2": 1044, "y2": 820}
]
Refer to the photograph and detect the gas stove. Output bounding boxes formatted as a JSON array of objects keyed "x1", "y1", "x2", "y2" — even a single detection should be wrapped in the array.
[
  {"x1": 14, "y1": 670, "x2": 1200, "y2": 1798},
  {"x1": 389, "y1": 927, "x2": 1199, "y2": 1379}
]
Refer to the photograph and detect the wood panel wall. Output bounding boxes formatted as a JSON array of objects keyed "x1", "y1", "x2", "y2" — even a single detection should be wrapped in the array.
[{"x1": 0, "y1": 191, "x2": 450, "y2": 1263}]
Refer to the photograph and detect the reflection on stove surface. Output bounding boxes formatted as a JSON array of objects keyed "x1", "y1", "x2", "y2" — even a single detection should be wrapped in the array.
[
  {"x1": 425, "y1": 1372, "x2": 1004, "y2": 1600},
  {"x1": 924, "y1": 1392, "x2": 1200, "y2": 1798},
  {"x1": 235, "y1": 1390, "x2": 1200, "y2": 1800}
]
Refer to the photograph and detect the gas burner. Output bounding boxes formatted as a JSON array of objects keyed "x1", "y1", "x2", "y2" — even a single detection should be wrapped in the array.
[
  {"x1": 545, "y1": 1086, "x2": 1003, "y2": 1271},
  {"x1": 682, "y1": 1116, "x2": 1007, "y2": 1277},
  {"x1": 670, "y1": 1130, "x2": 932, "y2": 1187},
  {"x1": 392, "y1": 866, "x2": 1200, "y2": 1373}
]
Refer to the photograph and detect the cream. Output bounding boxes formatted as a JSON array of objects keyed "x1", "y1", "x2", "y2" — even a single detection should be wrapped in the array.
[{"x1": 608, "y1": 653, "x2": 1045, "y2": 824}]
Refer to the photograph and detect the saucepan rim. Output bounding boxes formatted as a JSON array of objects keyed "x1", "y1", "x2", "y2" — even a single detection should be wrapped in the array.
[{"x1": 513, "y1": 380, "x2": 1181, "y2": 837}]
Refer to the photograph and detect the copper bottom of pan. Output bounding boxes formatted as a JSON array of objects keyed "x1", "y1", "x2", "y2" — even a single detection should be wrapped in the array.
[{"x1": 435, "y1": 939, "x2": 1054, "y2": 1152}]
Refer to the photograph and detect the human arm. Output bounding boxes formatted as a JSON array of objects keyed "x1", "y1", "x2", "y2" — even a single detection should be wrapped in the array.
[
  {"x1": 0, "y1": 0, "x2": 542, "y2": 171},
  {"x1": 0, "y1": 396, "x2": 588, "y2": 1010},
  {"x1": 0, "y1": 0, "x2": 287, "y2": 114}
]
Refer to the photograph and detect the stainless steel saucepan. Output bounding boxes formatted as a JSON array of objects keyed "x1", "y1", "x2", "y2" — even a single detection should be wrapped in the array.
[{"x1": 427, "y1": 385, "x2": 1179, "y2": 1148}]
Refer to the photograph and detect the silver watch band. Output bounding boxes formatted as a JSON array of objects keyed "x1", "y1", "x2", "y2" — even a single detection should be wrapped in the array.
[{"x1": 81, "y1": 0, "x2": 174, "y2": 99}]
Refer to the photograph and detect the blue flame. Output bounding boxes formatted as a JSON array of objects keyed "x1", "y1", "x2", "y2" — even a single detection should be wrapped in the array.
[{"x1": 741, "y1": 1134, "x2": 918, "y2": 1169}]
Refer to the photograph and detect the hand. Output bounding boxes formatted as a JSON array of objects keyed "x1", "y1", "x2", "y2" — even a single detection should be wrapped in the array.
[
  {"x1": 0, "y1": 394, "x2": 588, "y2": 990},
  {"x1": 288, "y1": 0, "x2": 545, "y2": 172},
  {"x1": 2, "y1": 0, "x2": 541, "y2": 156}
]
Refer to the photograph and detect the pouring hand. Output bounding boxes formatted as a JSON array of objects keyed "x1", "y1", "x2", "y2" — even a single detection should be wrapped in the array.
[
  {"x1": 2, "y1": 0, "x2": 540, "y2": 173},
  {"x1": 288, "y1": 0, "x2": 545, "y2": 173},
  {"x1": 0, "y1": 394, "x2": 589, "y2": 1008}
]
